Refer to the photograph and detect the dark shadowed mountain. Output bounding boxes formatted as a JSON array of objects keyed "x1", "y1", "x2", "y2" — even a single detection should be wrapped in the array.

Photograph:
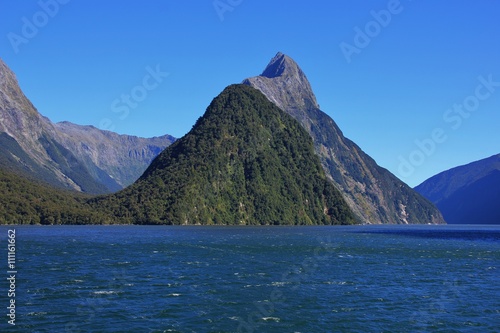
[
  {"x1": 415, "y1": 154, "x2": 500, "y2": 224},
  {"x1": 0, "y1": 58, "x2": 174, "y2": 194},
  {"x1": 243, "y1": 52, "x2": 444, "y2": 224},
  {"x1": 91, "y1": 84, "x2": 356, "y2": 225}
]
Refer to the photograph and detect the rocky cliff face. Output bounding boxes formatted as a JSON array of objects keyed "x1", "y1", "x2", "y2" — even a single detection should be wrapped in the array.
[
  {"x1": 53, "y1": 122, "x2": 175, "y2": 189},
  {"x1": 0, "y1": 58, "x2": 174, "y2": 193},
  {"x1": 243, "y1": 52, "x2": 445, "y2": 224},
  {"x1": 0, "y1": 59, "x2": 53, "y2": 161}
]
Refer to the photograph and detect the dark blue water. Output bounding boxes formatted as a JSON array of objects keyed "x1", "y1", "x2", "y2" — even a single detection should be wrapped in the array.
[{"x1": 1, "y1": 225, "x2": 499, "y2": 332}]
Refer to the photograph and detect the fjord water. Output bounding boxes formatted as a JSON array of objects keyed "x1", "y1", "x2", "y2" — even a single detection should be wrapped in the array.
[{"x1": 2, "y1": 225, "x2": 499, "y2": 332}]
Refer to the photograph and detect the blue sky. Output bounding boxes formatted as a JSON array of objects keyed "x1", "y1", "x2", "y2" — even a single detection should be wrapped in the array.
[{"x1": 0, "y1": 0, "x2": 499, "y2": 187}]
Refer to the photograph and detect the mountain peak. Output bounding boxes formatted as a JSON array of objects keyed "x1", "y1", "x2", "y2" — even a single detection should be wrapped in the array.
[
  {"x1": 261, "y1": 52, "x2": 298, "y2": 78},
  {"x1": 243, "y1": 52, "x2": 319, "y2": 111},
  {"x1": 244, "y1": 53, "x2": 445, "y2": 225},
  {"x1": 94, "y1": 84, "x2": 355, "y2": 225}
]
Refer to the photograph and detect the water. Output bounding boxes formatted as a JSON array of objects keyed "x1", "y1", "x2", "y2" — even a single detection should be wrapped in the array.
[{"x1": 1, "y1": 225, "x2": 499, "y2": 332}]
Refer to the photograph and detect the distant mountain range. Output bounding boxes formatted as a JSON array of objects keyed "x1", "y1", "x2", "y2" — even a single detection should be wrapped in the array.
[
  {"x1": 0, "y1": 59, "x2": 175, "y2": 194},
  {"x1": 415, "y1": 154, "x2": 500, "y2": 224},
  {"x1": 243, "y1": 53, "x2": 444, "y2": 225}
]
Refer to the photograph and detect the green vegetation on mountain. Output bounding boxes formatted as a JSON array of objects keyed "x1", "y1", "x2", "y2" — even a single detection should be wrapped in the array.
[
  {"x1": 90, "y1": 84, "x2": 356, "y2": 225},
  {"x1": 0, "y1": 168, "x2": 114, "y2": 225}
]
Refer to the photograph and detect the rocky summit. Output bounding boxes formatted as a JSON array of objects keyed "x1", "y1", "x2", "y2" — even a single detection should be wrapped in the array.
[{"x1": 244, "y1": 52, "x2": 445, "y2": 224}]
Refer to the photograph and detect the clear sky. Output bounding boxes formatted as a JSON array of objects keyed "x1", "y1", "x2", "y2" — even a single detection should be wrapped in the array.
[{"x1": 0, "y1": 0, "x2": 499, "y2": 187}]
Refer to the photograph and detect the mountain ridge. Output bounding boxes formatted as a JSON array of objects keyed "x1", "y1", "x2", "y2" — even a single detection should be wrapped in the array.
[
  {"x1": 415, "y1": 154, "x2": 500, "y2": 224},
  {"x1": 244, "y1": 52, "x2": 445, "y2": 225},
  {"x1": 415, "y1": 154, "x2": 500, "y2": 202},
  {"x1": 0, "y1": 58, "x2": 175, "y2": 193},
  {"x1": 0, "y1": 58, "x2": 109, "y2": 192},
  {"x1": 53, "y1": 121, "x2": 175, "y2": 188}
]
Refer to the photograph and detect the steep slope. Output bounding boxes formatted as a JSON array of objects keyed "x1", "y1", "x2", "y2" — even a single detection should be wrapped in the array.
[
  {"x1": 0, "y1": 132, "x2": 77, "y2": 189},
  {"x1": 243, "y1": 52, "x2": 444, "y2": 224},
  {"x1": 91, "y1": 84, "x2": 356, "y2": 225},
  {"x1": 54, "y1": 122, "x2": 175, "y2": 188},
  {"x1": 0, "y1": 58, "x2": 174, "y2": 193},
  {"x1": 415, "y1": 154, "x2": 500, "y2": 203},
  {"x1": 0, "y1": 59, "x2": 109, "y2": 193},
  {"x1": 415, "y1": 154, "x2": 500, "y2": 224}
]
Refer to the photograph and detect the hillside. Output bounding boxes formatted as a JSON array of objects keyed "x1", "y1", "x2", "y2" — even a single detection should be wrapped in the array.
[
  {"x1": 90, "y1": 84, "x2": 356, "y2": 225},
  {"x1": 0, "y1": 168, "x2": 114, "y2": 225},
  {"x1": 415, "y1": 154, "x2": 500, "y2": 224}
]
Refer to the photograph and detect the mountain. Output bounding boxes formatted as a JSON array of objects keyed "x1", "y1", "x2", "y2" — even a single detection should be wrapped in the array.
[
  {"x1": 243, "y1": 52, "x2": 445, "y2": 225},
  {"x1": 0, "y1": 59, "x2": 109, "y2": 193},
  {"x1": 91, "y1": 84, "x2": 356, "y2": 225},
  {"x1": 0, "y1": 58, "x2": 174, "y2": 194},
  {"x1": 415, "y1": 154, "x2": 500, "y2": 224},
  {"x1": 54, "y1": 122, "x2": 175, "y2": 189}
]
